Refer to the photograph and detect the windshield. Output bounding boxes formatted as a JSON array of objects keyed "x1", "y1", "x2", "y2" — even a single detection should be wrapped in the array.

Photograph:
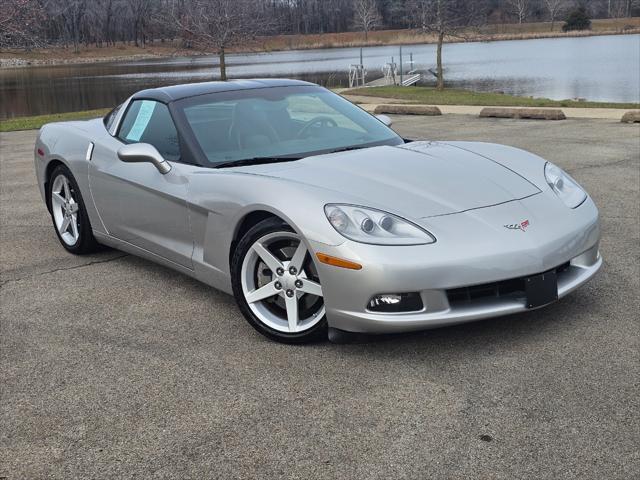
[{"x1": 175, "y1": 85, "x2": 403, "y2": 166}]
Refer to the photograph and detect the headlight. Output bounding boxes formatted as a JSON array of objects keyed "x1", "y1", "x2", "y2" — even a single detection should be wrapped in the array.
[
  {"x1": 544, "y1": 162, "x2": 587, "y2": 208},
  {"x1": 324, "y1": 204, "x2": 436, "y2": 245}
]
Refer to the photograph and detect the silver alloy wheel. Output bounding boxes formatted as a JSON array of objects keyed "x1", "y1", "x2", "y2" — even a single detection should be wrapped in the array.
[
  {"x1": 51, "y1": 174, "x2": 80, "y2": 246},
  {"x1": 240, "y1": 231, "x2": 325, "y2": 334}
]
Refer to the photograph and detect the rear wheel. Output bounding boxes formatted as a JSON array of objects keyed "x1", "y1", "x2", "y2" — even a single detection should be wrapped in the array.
[
  {"x1": 48, "y1": 164, "x2": 99, "y2": 254},
  {"x1": 231, "y1": 218, "x2": 327, "y2": 343}
]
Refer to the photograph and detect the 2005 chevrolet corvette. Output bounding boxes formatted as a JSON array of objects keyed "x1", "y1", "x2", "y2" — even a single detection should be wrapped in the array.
[{"x1": 34, "y1": 79, "x2": 601, "y2": 343}]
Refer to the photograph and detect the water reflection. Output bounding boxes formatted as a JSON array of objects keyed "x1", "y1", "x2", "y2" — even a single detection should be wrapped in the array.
[{"x1": 0, "y1": 34, "x2": 637, "y2": 119}]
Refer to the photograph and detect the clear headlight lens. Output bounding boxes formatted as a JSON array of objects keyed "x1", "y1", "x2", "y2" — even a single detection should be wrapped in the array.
[
  {"x1": 324, "y1": 204, "x2": 436, "y2": 245},
  {"x1": 544, "y1": 162, "x2": 587, "y2": 208}
]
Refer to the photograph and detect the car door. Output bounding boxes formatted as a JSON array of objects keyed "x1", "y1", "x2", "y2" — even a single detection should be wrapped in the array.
[{"x1": 88, "y1": 99, "x2": 193, "y2": 269}]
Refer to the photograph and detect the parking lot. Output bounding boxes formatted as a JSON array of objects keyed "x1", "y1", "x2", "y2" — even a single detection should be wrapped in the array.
[{"x1": 1, "y1": 115, "x2": 638, "y2": 479}]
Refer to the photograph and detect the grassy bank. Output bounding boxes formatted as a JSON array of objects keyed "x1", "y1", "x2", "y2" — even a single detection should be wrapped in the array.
[
  {"x1": 344, "y1": 86, "x2": 640, "y2": 110},
  {"x1": 261, "y1": 17, "x2": 640, "y2": 51},
  {"x1": 2, "y1": 17, "x2": 638, "y2": 67},
  {"x1": 0, "y1": 109, "x2": 110, "y2": 132}
]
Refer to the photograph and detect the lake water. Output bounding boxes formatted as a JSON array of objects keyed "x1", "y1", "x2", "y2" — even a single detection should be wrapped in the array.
[{"x1": 0, "y1": 34, "x2": 638, "y2": 119}]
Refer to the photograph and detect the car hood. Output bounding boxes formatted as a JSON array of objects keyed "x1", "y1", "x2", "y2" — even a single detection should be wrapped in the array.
[{"x1": 249, "y1": 141, "x2": 541, "y2": 219}]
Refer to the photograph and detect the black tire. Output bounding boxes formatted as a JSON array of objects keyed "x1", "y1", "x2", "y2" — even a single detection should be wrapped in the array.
[
  {"x1": 231, "y1": 217, "x2": 327, "y2": 344},
  {"x1": 47, "y1": 164, "x2": 100, "y2": 255}
]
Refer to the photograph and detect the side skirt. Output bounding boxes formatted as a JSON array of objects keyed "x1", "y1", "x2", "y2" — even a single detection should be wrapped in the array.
[
  {"x1": 94, "y1": 230, "x2": 198, "y2": 281},
  {"x1": 93, "y1": 231, "x2": 236, "y2": 297}
]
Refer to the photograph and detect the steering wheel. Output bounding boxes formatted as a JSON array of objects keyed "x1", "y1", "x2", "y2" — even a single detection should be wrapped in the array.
[{"x1": 297, "y1": 116, "x2": 338, "y2": 138}]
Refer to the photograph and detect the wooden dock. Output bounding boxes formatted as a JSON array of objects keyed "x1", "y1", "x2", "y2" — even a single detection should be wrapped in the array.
[{"x1": 363, "y1": 72, "x2": 422, "y2": 88}]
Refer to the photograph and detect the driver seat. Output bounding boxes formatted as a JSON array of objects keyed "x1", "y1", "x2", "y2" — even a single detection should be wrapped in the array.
[{"x1": 228, "y1": 102, "x2": 279, "y2": 150}]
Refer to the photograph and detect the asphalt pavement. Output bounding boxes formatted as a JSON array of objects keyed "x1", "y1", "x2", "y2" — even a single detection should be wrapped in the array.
[{"x1": 1, "y1": 115, "x2": 638, "y2": 479}]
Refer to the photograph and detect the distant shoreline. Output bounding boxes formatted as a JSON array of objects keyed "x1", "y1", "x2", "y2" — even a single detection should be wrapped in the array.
[{"x1": 1, "y1": 19, "x2": 638, "y2": 69}]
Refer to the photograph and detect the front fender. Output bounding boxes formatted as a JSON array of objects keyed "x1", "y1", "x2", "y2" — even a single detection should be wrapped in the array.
[
  {"x1": 186, "y1": 169, "x2": 350, "y2": 291},
  {"x1": 34, "y1": 119, "x2": 106, "y2": 228}
]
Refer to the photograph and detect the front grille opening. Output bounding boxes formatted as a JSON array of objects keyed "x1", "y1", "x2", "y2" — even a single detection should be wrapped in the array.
[
  {"x1": 447, "y1": 278, "x2": 526, "y2": 304},
  {"x1": 447, "y1": 262, "x2": 571, "y2": 307}
]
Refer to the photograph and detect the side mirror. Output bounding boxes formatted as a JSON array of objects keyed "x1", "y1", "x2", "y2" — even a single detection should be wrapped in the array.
[
  {"x1": 376, "y1": 114, "x2": 393, "y2": 127},
  {"x1": 117, "y1": 143, "x2": 171, "y2": 174}
]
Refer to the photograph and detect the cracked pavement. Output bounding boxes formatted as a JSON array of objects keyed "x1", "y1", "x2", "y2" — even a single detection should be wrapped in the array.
[{"x1": 1, "y1": 116, "x2": 639, "y2": 479}]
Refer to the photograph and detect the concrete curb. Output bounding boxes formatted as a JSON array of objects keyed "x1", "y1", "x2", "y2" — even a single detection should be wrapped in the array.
[
  {"x1": 373, "y1": 104, "x2": 442, "y2": 116},
  {"x1": 479, "y1": 107, "x2": 566, "y2": 120},
  {"x1": 346, "y1": 98, "x2": 631, "y2": 120},
  {"x1": 621, "y1": 110, "x2": 640, "y2": 123}
]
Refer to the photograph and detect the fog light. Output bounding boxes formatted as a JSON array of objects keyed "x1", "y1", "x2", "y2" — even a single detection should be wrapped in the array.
[{"x1": 368, "y1": 292, "x2": 423, "y2": 313}]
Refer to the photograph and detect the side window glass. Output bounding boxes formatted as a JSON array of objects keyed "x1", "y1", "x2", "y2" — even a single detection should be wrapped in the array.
[
  {"x1": 104, "y1": 104, "x2": 122, "y2": 131},
  {"x1": 118, "y1": 100, "x2": 181, "y2": 162}
]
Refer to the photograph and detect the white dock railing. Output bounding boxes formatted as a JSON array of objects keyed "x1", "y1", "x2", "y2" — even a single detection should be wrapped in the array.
[
  {"x1": 401, "y1": 72, "x2": 421, "y2": 86},
  {"x1": 348, "y1": 64, "x2": 367, "y2": 88}
]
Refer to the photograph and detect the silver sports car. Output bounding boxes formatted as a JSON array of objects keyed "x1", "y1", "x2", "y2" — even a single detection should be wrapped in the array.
[{"x1": 34, "y1": 79, "x2": 601, "y2": 343}]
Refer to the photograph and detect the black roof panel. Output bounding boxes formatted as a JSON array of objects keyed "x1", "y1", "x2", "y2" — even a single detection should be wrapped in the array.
[{"x1": 132, "y1": 79, "x2": 316, "y2": 102}]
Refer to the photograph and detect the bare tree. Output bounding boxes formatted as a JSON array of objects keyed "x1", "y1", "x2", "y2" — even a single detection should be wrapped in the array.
[
  {"x1": 544, "y1": 0, "x2": 567, "y2": 30},
  {"x1": 352, "y1": 0, "x2": 382, "y2": 40},
  {"x1": 57, "y1": 0, "x2": 89, "y2": 53},
  {"x1": 407, "y1": 0, "x2": 432, "y2": 31},
  {"x1": 414, "y1": 0, "x2": 486, "y2": 90},
  {"x1": 127, "y1": 0, "x2": 153, "y2": 47},
  {"x1": 101, "y1": 0, "x2": 118, "y2": 46},
  {"x1": 507, "y1": 0, "x2": 529, "y2": 23},
  {"x1": 608, "y1": 0, "x2": 630, "y2": 17},
  {"x1": 623, "y1": 0, "x2": 640, "y2": 16},
  {"x1": 0, "y1": 0, "x2": 46, "y2": 49},
  {"x1": 433, "y1": 0, "x2": 448, "y2": 90},
  {"x1": 167, "y1": 0, "x2": 276, "y2": 81}
]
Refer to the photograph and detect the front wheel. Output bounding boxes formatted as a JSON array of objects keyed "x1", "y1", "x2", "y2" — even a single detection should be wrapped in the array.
[{"x1": 231, "y1": 218, "x2": 327, "y2": 343}]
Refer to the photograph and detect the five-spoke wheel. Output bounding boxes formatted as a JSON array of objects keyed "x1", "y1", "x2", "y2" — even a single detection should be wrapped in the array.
[
  {"x1": 51, "y1": 173, "x2": 81, "y2": 246},
  {"x1": 232, "y1": 218, "x2": 326, "y2": 343},
  {"x1": 47, "y1": 164, "x2": 99, "y2": 254}
]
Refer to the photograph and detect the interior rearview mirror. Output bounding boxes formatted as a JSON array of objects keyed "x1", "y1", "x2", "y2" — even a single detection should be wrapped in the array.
[
  {"x1": 117, "y1": 143, "x2": 171, "y2": 174},
  {"x1": 376, "y1": 114, "x2": 392, "y2": 127}
]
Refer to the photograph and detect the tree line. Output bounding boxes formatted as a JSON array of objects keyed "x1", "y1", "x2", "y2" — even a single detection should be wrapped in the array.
[{"x1": 2, "y1": 0, "x2": 638, "y2": 52}]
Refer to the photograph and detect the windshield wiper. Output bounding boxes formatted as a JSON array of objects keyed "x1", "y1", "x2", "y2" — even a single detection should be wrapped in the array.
[
  {"x1": 215, "y1": 156, "x2": 301, "y2": 169},
  {"x1": 327, "y1": 146, "x2": 368, "y2": 154},
  {"x1": 215, "y1": 147, "x2": 368, "y2": 168}
]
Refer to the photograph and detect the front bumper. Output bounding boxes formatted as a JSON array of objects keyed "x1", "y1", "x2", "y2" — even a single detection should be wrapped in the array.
[{"x1": 309, "y1": 194, "x2": 602, "y2": 334}]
